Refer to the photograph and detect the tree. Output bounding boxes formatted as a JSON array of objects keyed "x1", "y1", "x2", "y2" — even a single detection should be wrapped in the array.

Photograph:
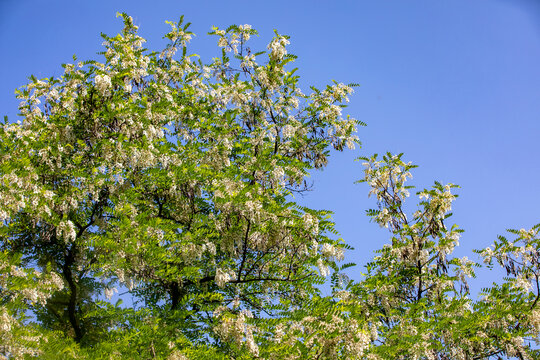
[
  {"x1": 0, "y1": 13, "x2": 359, "y2": 358},
  {"x1": 1, "y1": 13, "x2": 538, "y2": 360},
  {"x1": 345, "y1": 153, "x2": 540, "y2": 359}
]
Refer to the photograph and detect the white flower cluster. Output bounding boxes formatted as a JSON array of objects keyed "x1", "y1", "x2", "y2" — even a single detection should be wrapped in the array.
[
  {"x1": 215, "y1": 268, "x2": 235, "y2": 287},
  {"x1": 56, "y1": 220, "x2": 77, "y2": 243},
  {"x1": 272, "y1": 165, "x2": 285, "y2": 185},
  {"x1": 164, "y1": 20, "x2": 193, "y2": 46},
  {"x1": 214, "y1": 309, "x2": 259, "y2": 356},
  {"x1": 419, "y1": 184, "x2": 456, "y2": 221},
  {"x1": 95, "y1": 74, "x2": 112, "y2": 95},
  {"x1": 302, "y1": 213, "x2": 319, "y2": 235},
  {"x1": 213, "y1": 24, "x2": 252, "y2": 55},
  {"x1": 376, "y1": 208, "x2": 392, "y2": 228},
  {"x1": 436, "y1": 229, "x2": 461, "y2": 261},
  {"x1": 244, "y1": 199, "x2": 263, "y2": 221},
  {"x1": 281, "y1": 124, "x2": 296, "y2": 139},
  {"x1": 454, "y1": 256, "x2": 475, "y2": 283},
  {"x1": 362, "y1": 155, "x2": 413, "y2": 203},
  {"x1": 104, "y1": 287, "x2": 118, "y2": 300},
  {"x1": 316, "y1": 258, "x2": 330, "y2": 277},
  {"x1": 268, "y1": 35, "x2": 290, "y2": 60},
  {"x1": 321, "y1": 243, "x2": 344, "y2": 261}
]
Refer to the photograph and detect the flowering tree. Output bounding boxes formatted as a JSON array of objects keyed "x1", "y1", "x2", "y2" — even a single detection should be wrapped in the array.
[
  {"x1": 0, "y1": 14, "x2": 359, "y2": 358},
  {"x1": 342, "y1": 153, "x2": 540, "y2": 359},
  {"x1": 1, "y1": 13, "x2": 538, "y2": 360}
]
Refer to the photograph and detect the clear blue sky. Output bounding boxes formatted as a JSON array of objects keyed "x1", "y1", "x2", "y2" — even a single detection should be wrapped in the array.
[{"x1": 1, "y1": 0, "x2": 539, "y2": 295}]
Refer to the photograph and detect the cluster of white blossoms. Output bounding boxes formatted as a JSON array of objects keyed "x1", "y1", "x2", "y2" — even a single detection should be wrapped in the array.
[
  {"x1": 454, "y1": 256, "x2": 476, "y2": 283},
  {"x1": 0, "y1": 308, "x2": 12, "y2": 333},
  {"x1": 302, "y1": 213, "x2": 319, "y2": 235},
  {"x1": 243, "y1": 199, "x2": 263, "y2": 221},
  {"x1": 213, "y1": 24, "x2": 254, "y2": 55},
  {"x1": 418, "y1": 184, "x2": 456, "y2": 221},
  {"x1": 213, "y1": 308, "x2": 259, "y2": 356},
  {"x1": 316, "y1": 258, "x2": 330, "y2": 277},
  {"x1": 95, "y1": 74, "x2": 112, "y2": 95},
  {"x1": 56, "y1": 219, "x2": 77, "y2": 243},
  {"x1": 362, "y1": 154, "x2": 413, "y2": 203},
  {"x1": 310, "y1": 84, "x2": 359, "y2": 150},
  {"x1": 529, "y1": 308, "x2": 540, "y2": 332},
  {"x1": 375, "y1": 208, "x2": 392, "y2": 228},
  {"x1": 215, "y1": 268, "x2": 235, "y2": 288},
  {"x1": 268, "y1": 35, "x2": 290, "y2": 61},
  {"x1": 437, "y1": 229, "x2": 461, "y2": 259},
  {"x1": 271, "y1": 165, "x2": 285, "y2": 185},
  {"x1": 0, "y1": 258, "x2": 64, "y2": 305},
  {"x1": 281, "y1": 123, "x2": 297, "y2": 139},
  {"x1": 103, "y1": 286, "x2": 118, "y2": 300},
  {"x1": 321, "y1": 243, "x2": 345, "y2": 261},
  {"x1": 163, "y1": 20, "x2": 193, "y2": 46}
]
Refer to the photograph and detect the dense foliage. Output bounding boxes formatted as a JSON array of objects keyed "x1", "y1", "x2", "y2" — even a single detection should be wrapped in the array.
[{"x1": 1, "y1": 14, "x2": 538, "y2": 359}]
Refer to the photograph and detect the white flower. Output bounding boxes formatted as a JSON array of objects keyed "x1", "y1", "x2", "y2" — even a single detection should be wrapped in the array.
[
  {"x1": 274, "y1": 323, "x2": 285, "y2": 343},
  {"x1": 215, "y1": 268, "x2": 231, "y2": 287},
  {"x1": 217, "y1": 37, "x2": 228, "y2": 48},
  {"x1": 481, "y1": 246, "x2": 494, "y2": 264},
  {"x1": 513, "y1": 275, "x2": 532, "y2": 293},
  {"x1": 272, "y1": 166, "x2": 285, "y2": 182},
  {"x1": 245, "y1": 200, "x2": 262, "y2": 220},
  {"x1": 22, "y1": 288, "x2": 39, "y2": 304},
  {"x1": 49, "y1": 272, "x2": 64, "y2": 290},
  {"x1": 10, "y1": 265, "x2": 26, "y2": 277},
  {"x1": 268, "y1": 36, "x2": 290, "y2": 60},
  {"x1": 239, "y1": 24, "x2": 252, "y2": 31},
  {"x1": 376, "y1": 208, "x2": 391, "y2": 228},
  {"x1": 289, "y1": 97, "x2": 299, "y2": 108},
  {"x1": 0, "y1": 310, "x2": 12, "y2": 332},
  {"x1": 57, "y1": 220, "x2": 77, "y2": 243},
  {"x1": 317, "y1": 258, "x2": 329, "y2": 277},
  {"x1": 321, "y1": 243, "x2": 344, "y2": 261},
  {"x1": 124, "y1": 78, "x2": 132, "y2": 93},
  {"x1": 104, "y1": 287, "x2": 118, "y2": 300},
  {"x1": 95, "y1": 74, "x2": 112, "y2": 95},
  {"x1": 245, "y1": 332, "x2": 259, "y2": 356},
  {"x1": 282, "y1": 124, "x2": 296, "y2": 139},
  {"x1": 302, "y1": 213, "x2": 319, "y2": 235}
]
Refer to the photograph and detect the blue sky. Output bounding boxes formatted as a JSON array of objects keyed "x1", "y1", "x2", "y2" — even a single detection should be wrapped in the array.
[{"x1": 1, "y1": 0, "x2": 539, "y2": 296}]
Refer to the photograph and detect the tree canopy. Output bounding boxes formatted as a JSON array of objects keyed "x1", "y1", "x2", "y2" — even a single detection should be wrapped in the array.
[{"x1": 0, "y1": 14, "x2": 538, "y2": 359}]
